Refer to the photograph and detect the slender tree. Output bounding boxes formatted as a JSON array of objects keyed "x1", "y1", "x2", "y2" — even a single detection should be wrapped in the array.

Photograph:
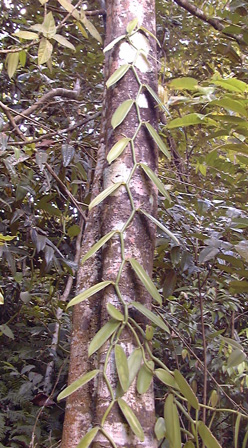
[{"x1": 61, "y1": 0, "x2": 159, "y2": 446}]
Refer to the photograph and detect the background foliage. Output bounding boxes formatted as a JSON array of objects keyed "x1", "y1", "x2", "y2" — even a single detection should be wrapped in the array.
[{"x1": 0, "y1": 0, "x2": 247, "y2": 447}]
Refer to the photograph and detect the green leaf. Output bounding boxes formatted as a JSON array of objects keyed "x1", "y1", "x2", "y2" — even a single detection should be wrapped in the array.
[
  {"x1": 210, "y1": 98, "x2": 247, "y2": 117},
  {"x1": 81, "y1": 14, "x2": 102, "y2": 43},
  {"x1": 164, "y1": 394, "x2": 181, "y2": 448},
  {"x1": 57, "y1": 370, "x2": 100, "y2": 401},
  {"x1": 235, "y1": 414, "x2": 241, "y2": 448},
  {"x1": 76, "y1": 427, "x2": 99, "y2": 448},
  {"x1": 67, "y1": 281, "x2": 112, "y2": 308},
  {"x1": 144, "y1": 84, "x2": 169, "y2": 114},
  {"x1": 169, "y1": 77, "x2": 198, "y2": 90},
  {"x1": 89, "y1": 182, "x2": 123, "y2": 210},
  {"x1": 38, "y1": 38, "x2": 53, "y2": 65},
  {"x1": 68, "y1": 224, "x2": 81, "y2": 238},
  {"x1": 107, "y1": 303, "x2": 124, "y2": 321},
  {"x1": 212, "y1": 79, "x2": 247, "y2": 93},
  {"x1": 111, "y1": 99, "x2": 134, "y2": 129},
  {"x1": 155, "y1": 368, "x2": 179, "y2": 389},
  {"x1": 128, "y1": 348, "x2": 143, "y2": 385},
  {"x1": 129, "y1": 258, "x2": 162, "y2": 305},
  {"x1": 235, "y1": 240, "x2": 248, "y2": 262},
  {"x1": 81, "y1": 231, "x2": 117, "y2": 265},
  {"x1": 184, "y1": 442, "x2": 195, "y2": 448},
  {"x1": 0, "y1": 233, "x2": 16, "y2": 243},
  {"x1": 140, "y1": 163, "x2": 171, "y2": 199},
  {"x1": 145, "y1": 122, "x2": 171, "y2": 159},
  {"x1": 137, "y1": 360, "x2": 154, "y2": 394},
  {"x1": 154, "y1": 417, "x2": 166, "y2": 440},
  {"x1": 42, "y1": 11, "x2": 56, "y2": 38},
  {"x1": 221, "y1": 337, "x2": 243, "y2": 351},
  {"x1": 126, "y1": 18, "x2": 139, "y2": 34},
  {"x1": 229, "y1": 280, "x2": 248, "y2": 293},
  {"x1": 0, "y1": 324, "x2": 14, "y2": 339},
  {"x1": 115, "y1": 345, "x2": 129, "y2": 392},
  {"x1": 14, "y1": 31, "x2": 39, "y2": 40},
  {"x1": 7, "y1": 52, "x2": 19, "y2": 79},
  {"x1": 227, "y1": 348, "x2": 246, "y2": 368},
  {"x1": 106, "y1": 65, "x2": 131, "y2": 88},
  {"x1": 131, "y1": 302, "x2": 169, "y2": 333},
  {"x1": 107, "y1": 138, "x2": 130, "y2": 164},
  {"x1": 166, "y1": 113, "x2": 216, "y2": 129},
  {"x1": 199, "y1": 247, "x2": 219, "y2": 263},
  {"x1": 174, "y1": 370, "x2": 199, "y2": 410},
  {"x1": 198, "y1": 421, "x2": 222, "y2": 448},
  {"x1": 57, "y1": 0, "x2": 80, "y2": 20},
  {"x1": 76, "y1": 21, "x2": 88, "y2": 38},
  {"x1": 103, "y1": 35, "x2": 126, "y2": 53},
  {"x1": 19, "y1": 50, "x2": 26, "y2": 67},
  {"x1": 88, "y1": 320, "x2": 120, "y2": 356},
  {"x1": 117, "y1": 398, "x2": 144, "y2": 441},
  {"x1": 53, "y1": 34, "x2": 76, "y2": 51}
]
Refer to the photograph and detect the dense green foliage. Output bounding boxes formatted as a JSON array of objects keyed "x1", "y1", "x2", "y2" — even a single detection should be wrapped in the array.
[{"x1": 0, "y1": 0, "x2": 248, "y2": 447}]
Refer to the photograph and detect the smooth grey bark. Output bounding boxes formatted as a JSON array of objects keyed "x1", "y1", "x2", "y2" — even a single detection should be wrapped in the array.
[{"x1": 62, "y1": 0, "x2": 158, "y2": 446}]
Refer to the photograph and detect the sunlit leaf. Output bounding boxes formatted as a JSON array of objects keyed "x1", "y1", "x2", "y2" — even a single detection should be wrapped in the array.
[
  {"x1": 107, "y1": 303, "x2": 124, "y2": 321},
  {"x1": 7, "y1": 52, "x2": 19, "y2": 79},
  {"x1": 81, "y1": 14, "x2": 102, "y2": 43},
  {"x1": 145, "y1": 84, "x2": 169, "y2": 113},
  {"x1": 89, "y1": 182, "x2": 123, "y2": 210},
  {"x1": 154, "y1": 417, "x2": 166, "y2": 440},
  {"x1": 76, "y1": 427, "x2": 99, "y2": 448},
  {"x1": 0, "y1": 292, "x2": 4, "y2": 305},
  {"x1": 57, "y1": 0, "x2": 80, "y2": 20},
  {"x1": 67, "y1": 281, "x2": 112, "y2": 308},
  {"x1": 53, "y1": 34, "x2": 76, "y2": 51},
  {"x1": 174, "y1": 370, "x2": 199, "y2": 410},
  {"x1": 42, "y1": 11, "x2": 56, "y2": 38},
  {"x1": 107, "y1": 138, "x2": 130, "y2": 164},
  {"x1": 14, "y1": 31, "x2": 39, "y2": 40},
  {"x1": 198, "y1": 421, "x2": 222, "y2": 448},
  {"x1": 81, "y1": 231, "x2": 117, "y2": 265},
  {"x1": 140, "y1": 163, "x2": 171, "y2": 199},
  {"x1": 88, "y1": 320, "x2": 120, "y2": 356},
  {"x1": 126, "y1": 18, "x2": 139, "y2": 34},
  {"x1": 115, "y1": 345, "x2": 129, "y2": 392},
  {"x1": 57, "y1": 370, "x2": 100, "y2": 401},
  {"x1": 118, "y1": 398, "x2": 144, "y2": 441},
  {"x1": 145, "y1": 122, "x2": 171, "y2": 159},
  {"x1": 131, "y1": 302, "x2": 169, "y2": 333},
  {"x1": 38, "y1": 38, "x2": 53, "y2": 65},
  {"x1": 169, "y1": 77, "x2": 198, "y2": 90},
  {"x1": 129, "y1": 258, "x2": 162, "y2": 305},
  {"x1": 104, "y1": 35, "x2": 126, "y2": 53},
  {"x1": 212, "y1": 78, "x2": 247, "y2": 93},
  {"x1": 111, "y1": 99, "x2": 134, "y2": 129},
  {"x1": 164, "y1": 394, "x2": 181, "y2": 448}
]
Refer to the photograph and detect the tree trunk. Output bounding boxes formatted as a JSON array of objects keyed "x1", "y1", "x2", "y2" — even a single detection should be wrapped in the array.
[{"x1": 61, "y1": 0, "x2": 158, "y2": 446}]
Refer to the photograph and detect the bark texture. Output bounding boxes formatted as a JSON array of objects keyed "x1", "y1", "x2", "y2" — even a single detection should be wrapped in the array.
[{"x1": 61, "y1": 0, "x2": 158, "y2": 446}]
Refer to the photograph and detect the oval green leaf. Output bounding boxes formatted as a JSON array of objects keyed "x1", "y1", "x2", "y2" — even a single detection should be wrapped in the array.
[
  {"x1": 155, "y1": 368, "x2": 179, "y2": 389},
  {"x1": 38, "y1": 38, "x2": 53, "y2": 65},
  {"x1": 106, "y1": 64, "x2": 131, "y2": 88},
  {"x1": 81, "y1": 231, "x2": 117, "y2": 265},
  {"x1": 67, "y1": 281, "x2": 112, "y2": 309},
  {"x1": 88, "y1": 319, "x2": 120, "y2": 357},
  {"x1": 164, "y1": 394, "x2": 181, "y2": 448},
  {"x1": 116, "y1": 347, "x2": 142, "y2": 398},
  {"x1": 154, "y1": 417, "x2": 166, "y2": 440},
  {"x1": 14, "y1": 31, "x2": 39, "y2": 40},
  {"x1": 145, "y1": 84, "x2": 169, "y2": 114},
  {"x1": 139, "y1": 209, "x2": 179, "y2": 244},
  {"x1": 107, "y1": 138, "x2": 130, "y2": 164},
  {"x1": 174, "y1": 370, "x2": 199, "y2": 410},
  {"x1": 76, "y1": 427, "x2": 99, "y2": 448},
  {"x1": 126, "y1": 18, "x2": 139, "y2": 34},
  {"x1": 129, "y1": 258, "x2": 162, "y2": 305},
  {"x1": 104, "y1": 35, "x2": 126, "y2": 53},
  {"x1": 140, "y1": 163, "x2": 171, "y2": 200},
  {"x1": 137, "y1": 360, "x2": 154, "y2": 394},
  {"x1": 227, "y1": 348, "x2": 246, "y2": 368},
  {"x1": 7, "y1": 52, "x2": 19, "y2": 79},
  {"x1": 115, "y1": 344, "x2": 129, "y2": 392},
  {"x1": 53, "y1": 34, "x2": 76, "y2": 51},
  {"x1": 169, "y1": 77, "x2": 198, "y2": 90},
  {"x1": 89, "y1": 182, "x2": 123, "y2": 210},
  {"x1": 111, "y1": 99, "x2": 134, "y2": 129},
  {"x1": 57, "y1": 369, "x2": 100, "y2": 401},
  {"x1": 118, "y1": 398, "x2": 144, "y2": 441},
  {"x1": 198, "y1": 421, "x2": 222, "y2": 448},
  {"x1": 131, "y1": 302, "x2": 169, "y2": 333},
  {"x1": 145, "y1": 122, "x2": 171, "y2": 159},
  {"x1": 107, "y1": 303, "x2": 124, "y2": 321}
]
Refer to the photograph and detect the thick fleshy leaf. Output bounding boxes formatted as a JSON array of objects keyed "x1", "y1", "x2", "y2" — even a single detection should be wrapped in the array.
[
  {"x1": 107, "y1": 303, "x2": 124, "y2": 321},
  {"x1": 145, "y1": 84, "x2": 169, "y2": 113},
  {"x1": 235, "y1": 414, "x2": 241, "y2": 448},
  {"x1": 155, "y1": 369, "x2": 178, "y2": 389},
  {"x1": 7, "y1": 52, "x2": 19, "y2": 79},
  {"x1": 53, "y1": 34, "x2": 76, "y2": 51},
  {"x1": 140, "y1": 163, "x2": 170, "y2": 199},
  {"x1": 174, "y1": 370, "x2": 199, "y2": 410},
  {"x1": 137, "y1": 360, "x2": 154, "y2": 394},
  {"x1": 104, "y1": 35, "x2": 126, "y2": 53},
  {"x1": 184, "y1": 442, "x2": 195, "y2": 448},
  {"x1": 81, "y1": 231, "x2": 117, "y2": 265},
  {"x1": 128, "y1": 348, "x2": 143, "y2": 385},
  {"x1": 131, "y1": 302, "x2": 169, "y2": 333},
  {"x1": 107, "y1": 138, "x2": 130, "y2": 164},
  {"x1": 57, "y1": 370, "x2": 100, "y2": 401},
  {"x1": 111, "y1": 99, "x2": 134, "y2": 129},
  {"x1": 67, "y1": 281, "x2": 112, "y2": 309},
  {"x1": 38, "y1": 38, "x2": 53, "y2": 65},
  {"x1": 145, "y1": 122, "x2": 171, "y2": 159},
  {"x1": 164, "y1": 394, "x2": 181, "y2": 448},
  {"x1": 154, "y1": 417, "x2": 166, "y2": 440},
  {"x1": 118, "y1": 398, "x2": 144, "y2": 441},
  {"x1": 139, "y1": 213, "x2": 178, "y2": 242},
  {"x1": 106, "y1": 64, "x2": 131, "y2": 88},
  {"x1": 14, "y1": 31, "x2": 39, "y2": 40},
  {"x1": 89, "y1": 182, "x2": 122, "y2": 210},
  {"x1": 88, "y1": 320, "x2": 120, "y2": 356},
  {"x1": 126, "y1": 18, "x2": 139, "y2": 34},
  {"x1": 198, "y1": 421, "x2": 222, "y2": 448},
  {"x1": 227, "y1": 348, "x2": 246, "y2": 368},
  {"x1": 129, "y1": 258, "x2": 162, "y2": 305},
  {"x1": 76, "y1": 427, "x2": 99, "y2": 448},
  {"x1": 115, "y1": 345, "x2": 129, "y2": 392}
]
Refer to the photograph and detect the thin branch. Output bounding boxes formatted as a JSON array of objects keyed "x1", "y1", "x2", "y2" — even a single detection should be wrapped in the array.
[{"x1": 0, "y1": 41, "x2": 37, "y2": 54}]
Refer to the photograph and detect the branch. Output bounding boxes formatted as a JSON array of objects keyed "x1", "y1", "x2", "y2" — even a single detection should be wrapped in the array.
[{"x1": 173, "y1": 0, "x2": 223, "y2": 31}]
